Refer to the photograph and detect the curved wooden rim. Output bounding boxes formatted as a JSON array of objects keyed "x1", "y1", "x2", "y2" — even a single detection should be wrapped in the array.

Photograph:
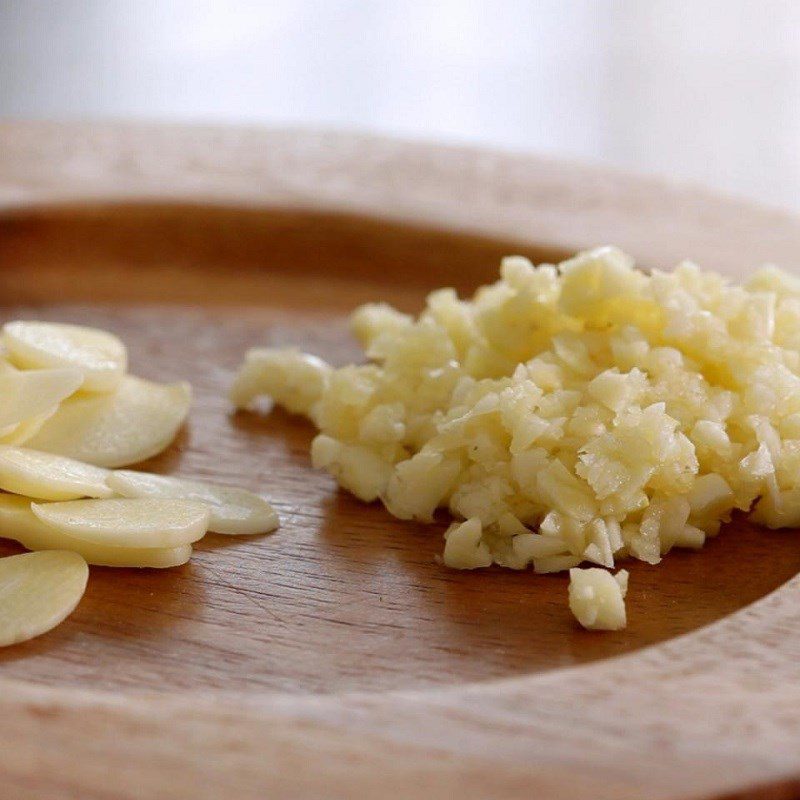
[{"x1": 2, "y1": 122, "x2": 800, "y2": 800}]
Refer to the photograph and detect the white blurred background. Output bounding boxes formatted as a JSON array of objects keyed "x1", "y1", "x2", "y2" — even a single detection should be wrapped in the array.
[{"x1": 1, "y1": 0, "x2": 799, "y2": 210}]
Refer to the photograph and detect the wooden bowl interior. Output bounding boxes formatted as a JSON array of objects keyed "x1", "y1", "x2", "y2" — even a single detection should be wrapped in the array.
[{"x1": 1, "y1": 202, "x2": 798, "y2": 696}]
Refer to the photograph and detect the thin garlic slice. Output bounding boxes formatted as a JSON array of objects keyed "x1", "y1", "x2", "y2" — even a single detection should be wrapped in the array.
[
  {"x1": 0, "y1": 359, "x2": 55, "y2": 443},
  {"x1": 3, "y1": 321, "x2": 127, "y2": 393},
  {"x1": 0, "y1": 409, "x2": 57, "y2": 446},
  {"x1": 31, "y1": 498, "x2": 210, "y2": 548},
  {"x1": 26, "y1": 375, "x2": 191, "y2": 468},
  {"x1": 0, "y1": 550, "x2": 88, "y2": 646},
  {"x1": 0, "y1": 367, "x2": 82, "y2": 429},
  {"x1": 107, "y1": 470, "x2": 279, "y2": 535},
  {"x1": 0, "y1": 446, "x2": 113, "y2": 500},
  {"x1": 0, "y1": 495, "x2": 191, "y2": 568}
]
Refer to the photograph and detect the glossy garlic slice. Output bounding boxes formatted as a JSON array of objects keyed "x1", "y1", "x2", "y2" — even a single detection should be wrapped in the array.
[
  {"x1": 0, "y1": 446, "x2": 113, "y2": 500},
  {"x1": 107, "y1": 470, "x2": 279, "y2": 535},
  {"x1": 0, "y1": 367, "x2": 82, "y2": 430},
  {"x1": 0, "y1": 359, "x2": 56, "y2": 444},
  {"x1": 31, "y1": 498, "x2": 210, "y2": 548},
  {"x1": 0, "y1": 550, "x2": 88, "y2": 646},
  {"x1": 26, "y1": 375, "x2": 191, "y2": 468},
  {"x1": 0, "y1": 410, "x2": 57, "y2": 446},
  {"x1": 3, "y1": 320, "x2": 127, "y2": 393},
  {"x1": 0, "y1": 495, "x2": 191, "y2": 568}
]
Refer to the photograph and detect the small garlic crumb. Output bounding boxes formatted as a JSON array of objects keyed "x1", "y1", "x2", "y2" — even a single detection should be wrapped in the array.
[
  {"x1": 443, "y1": 518, "x2": 493, "y2": 569},
  {"x1": 230, "y1": 347, "x2": 331, "y2": 416},
  {"x1": 310, "y1": 434, "x2": 393, "y2": 502},
  {"x1": 568, "y1": 567, "x2": 629, "y2": 631}
]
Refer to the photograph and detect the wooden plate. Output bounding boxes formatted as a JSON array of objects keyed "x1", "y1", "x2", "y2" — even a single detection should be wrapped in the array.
[{"x1": 1, "y1": 122, "x2": 800, "y2": 800}]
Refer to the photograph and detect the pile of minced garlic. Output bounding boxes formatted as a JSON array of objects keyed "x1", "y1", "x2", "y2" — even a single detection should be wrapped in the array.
[{"x1": 232, "y1": 245, "x2": 800, "y2": 631}]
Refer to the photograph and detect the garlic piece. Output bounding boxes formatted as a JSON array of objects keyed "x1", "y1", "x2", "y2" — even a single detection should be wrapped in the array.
[
  {"x1": 0, "y1": 410, "x2": 56, "y2": 446},
  {"x1": 107, "y1": 470, "x2": 279, "y2": 535},
  {"x1": 31, "y1": 498, "x2": 209, "y2": 548},
  {"x1": 0, "y1": 550, "x2": 88, "y2": 646},
  {"x1": 230, "y1": 347, "x2": 331, "y2": 416},
  {"x1": 0, "y1": 446, "x2": 113, "y2": 500},
  {"x1": 0, "y1": 367, "x2": 82, "y2": 429},
  {"x1": 568, "y1": 567, "x2": 629, "y2": 631},
  {"x1": 3, "y1": 320, "x2": 127, "y2": 393},
  {"x1": 0, "y1": 495, "x2": 191, "y2": 568},
  {"x1": 27, "y1": 375, "x2": 191, "y2": 468},
  {"x1": 443, "y1": 518, "x2": 492, "y2": 569}
]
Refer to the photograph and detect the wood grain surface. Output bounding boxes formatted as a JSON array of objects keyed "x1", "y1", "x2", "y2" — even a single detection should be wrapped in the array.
[{"x1": 1, "y1": 122, "x2": 800, "y2": 799}]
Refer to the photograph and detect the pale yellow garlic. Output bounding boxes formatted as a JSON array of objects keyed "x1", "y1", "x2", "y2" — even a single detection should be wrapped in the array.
[
  {"x1": 107, "y1": 470, "x2": 279, "y2": 535},
  {"x1": 232, "y1": 245, "x2": 800, "y2": 589},
  {"x1": 0, "y1": 550, "x2": 88, "y2": 646},
  {"x1": 568, "y1": 568, "x2": 629, "y2": 631},
  {"x1": 0, "y1": 495, "x2": 191, "y2": 568},
  {"x1": 443, "y1": 518, "x2": 492, "y2": 569},
  {"x1": 230, "y1": 347, "x2": 331, "y2": 416},
  {"x1": 0, "y1": 367, "x2": 82, "y2": 430},
  {"x1": 3, "y1": 321, "x2": 127, "y2": 393},
  {"x1": 27, "y1": 375, "x2": 191, "y2": 468},
  {"x1": 31, "y1": 498, "x2": 209, "y2": 548},
  {"x1": 0, "y1": 446, "x2": 113, "y2": 500}
]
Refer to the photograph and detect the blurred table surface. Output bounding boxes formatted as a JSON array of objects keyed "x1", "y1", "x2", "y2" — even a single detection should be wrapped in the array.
[{"x1": 1, "y1": 0, "x2": 799, "y2": 214}]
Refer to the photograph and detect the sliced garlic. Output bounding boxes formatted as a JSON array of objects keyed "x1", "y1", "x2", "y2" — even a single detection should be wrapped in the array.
[
  {"x1": 31, "y1": 498, "x2": 209, "y2": 548},
  {"x1": 0, "y1": 446, "x2": 113, "y2": 500},
  {"x1": 0, "y1": 358, "x2": 52, "y2": 443},
  {"x1": 107, "y1": 470, "x2": 279, "y2": 535},
  {"x1": 0, "y1": 550, "x2": 88, "y2": 646},
  {"x1": 26, "y1": 375, "x2": 191, "y2": 468},
  {"x1": 0, "y1": 367, "x2": 82, "y2": 429},
  {"x1": 0, "y1": 410, "x2": 57, "y2": 446},
  {"x1": 3, "y1": 320, "x2": 127, "y2": 393},
  {"x1": 0, "y1": 495, "x2": 191, "y2": 568}
]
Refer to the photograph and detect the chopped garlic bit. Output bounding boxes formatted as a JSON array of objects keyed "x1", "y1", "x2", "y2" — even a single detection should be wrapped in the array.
[
  {"x1": 443, "y1": 518, "x2": 492, "y2": 569},
  {"x1": 232, "y1": 246, "x2": 800, "y2": 583},
  {"x1": 310, "y1": 433, "x2": 393, "y2": 502},
  {"x1": 569, "y1": 568, "x2": 629, "y2": 631},
  {"x1": 230, "y1": 347, "x2": 331, "y2": 416}
]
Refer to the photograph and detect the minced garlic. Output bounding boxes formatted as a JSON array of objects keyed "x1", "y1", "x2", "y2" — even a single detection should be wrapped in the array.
[
  {"x1": 568, "y1": 567, "x2": 628, "y2": 631},
  {"x1": 232, "y1": 246, "x2": 800, "y2": 629}
]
